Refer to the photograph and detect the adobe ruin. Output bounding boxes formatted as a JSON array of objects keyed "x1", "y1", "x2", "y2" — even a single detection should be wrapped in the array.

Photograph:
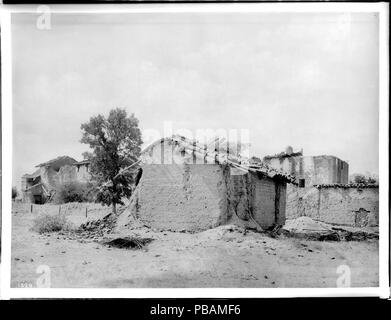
[
  {"x1": 263, "y1": 146, "x2": 349, "y2": 187},
  {"x1": 117, "y1": 135, "x2": 296, "y2": 232},
  {"x1": 21, "y1": 156, "x2": 91, "y2": 204},
  {"x1": 264, "y1": 147, "x2": 378, "y2": 227}
]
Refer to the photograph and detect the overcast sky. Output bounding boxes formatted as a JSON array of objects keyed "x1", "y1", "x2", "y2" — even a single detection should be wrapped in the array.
[{"x1": 11, "y1": 12, "x2": 379, "y2": 186}]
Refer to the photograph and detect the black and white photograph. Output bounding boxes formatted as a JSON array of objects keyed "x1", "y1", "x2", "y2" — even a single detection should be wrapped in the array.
[{"x1": 0, "y1": 2, "x2": 389, "y2": 299}]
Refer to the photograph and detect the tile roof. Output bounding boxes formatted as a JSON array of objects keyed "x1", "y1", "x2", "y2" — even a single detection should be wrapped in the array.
[
  {"x1": 73, "y1": 160, "x2": 91, "y2": 165},
  {"x1": 22, "y1": 169, "x2": 41, "y2": 179},
  {"x1": 36, "y1": 155, "x2": 77, "y2": 167},
  {"x1": 142, "y1": 135, "x2": 297, "y2": 184}
]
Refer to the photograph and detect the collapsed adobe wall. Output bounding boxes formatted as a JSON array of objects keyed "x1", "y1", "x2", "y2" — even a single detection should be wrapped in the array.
[
  {"x1": 39, "y1": 165, "x2": 90, "y2": 191},
  {"x1": 129, "y1": 137, "x2": 287, "y2": 231},
  {"x1": 40, "y1": 167, "x2": 60, "y2": 190},
  {"x1": 118, "y1": 163, "x2": 286, "y2": 232},
  {"x1": 286, "y1": 185, "x2": 379, "y2": 227}
]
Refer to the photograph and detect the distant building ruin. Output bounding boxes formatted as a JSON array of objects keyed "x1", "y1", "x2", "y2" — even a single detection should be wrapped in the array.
[
  {"x1": 263, "y1": 146, "x2": 349, "y2": 187},
  {"x1": 263, "y1": 147, "x2": 378, "y2": 227},
  {"x1": 123, "y1": 135, "x2": 295, "y2": 232},
  {"x1": 22, "y1": 156, "x2": 91, "y2": 204}
]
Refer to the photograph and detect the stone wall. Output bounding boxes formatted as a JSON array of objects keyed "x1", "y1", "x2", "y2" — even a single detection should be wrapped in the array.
[{"x1": 286, "y1": 185, "x2": 379, "y2": 227}]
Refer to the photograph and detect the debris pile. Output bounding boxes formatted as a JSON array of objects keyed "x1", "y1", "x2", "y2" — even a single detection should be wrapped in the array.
[
  {"x1": 330, "y1": 227, "x2": 378, "y2": 241},
  {"x1": 103, "y1": 237, "x2": 154, "y2": 249},
  {"x1": 282, "y1": 217, "x2": 378, "y2": 241},
  {"x1": 79, "y1": 206, "x2": 126, "y2": 233},
  {"x1": 283, "y1": 217, "x2": 331, "y2": 233},
  {"x1": 314, "y1": 183, "x2": 379, "y2": 189}
]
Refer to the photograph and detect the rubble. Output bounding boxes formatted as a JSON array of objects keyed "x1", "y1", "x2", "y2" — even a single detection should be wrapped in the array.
[
  {"x1": 79, "y1": 205, "x2": 126, "y2": 233},
  {"x1": 282, "y1": 217, "x2": 378, "y2": 241},
  {"x1": 314, "y1": 183, "x2": 379, "y2": 189}
]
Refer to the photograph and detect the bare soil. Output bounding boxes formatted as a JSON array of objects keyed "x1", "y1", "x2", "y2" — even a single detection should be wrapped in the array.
[{"x1": 11, "y1": 203, "x2": 378, "y2": 288}]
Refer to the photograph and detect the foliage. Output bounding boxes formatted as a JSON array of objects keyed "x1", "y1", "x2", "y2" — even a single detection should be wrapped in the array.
[
  {"x1": 54, "y1": 181, "x2": 96, "y2": 204},
  {"x1": 351, "y1": 174, "x2": 377, "y2": 185},
  {"x1": 31, "y1": 214, "x2": 74, "y2": 234},
  {"x1": 80, "y1": 108, "x2": 143, "y2": 213},
  {"x1": 12, "y1": 186, "x2": 18, "y2": 200}
]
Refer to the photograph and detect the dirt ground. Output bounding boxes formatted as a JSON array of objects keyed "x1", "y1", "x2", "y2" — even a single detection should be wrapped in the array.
[{"x1": 11, "y1": 203, "x2": 379, "y2": 288}]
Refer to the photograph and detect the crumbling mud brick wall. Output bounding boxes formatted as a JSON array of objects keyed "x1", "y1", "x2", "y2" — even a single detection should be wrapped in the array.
[
  {"x1": 75, "y1": 164, "x2": 90, "y2": 183},
  {"x1": 40, "y1": 165, "x2": 89, "y2": 190},
  {"x1": 132, "y1": 164, "x2": 228, "y2": 232},
  {"x1": 128, "y1": 163, "x2": 287, "y2": 232},
  {"x1": 224, "y1": 167, "x2": 252, "y2": 223},
  {"x1": 286, "y1": 185, "x2": 379, "y2": 227},
  {"x1": 129, "y1": 137, "x2": 288, "y2": 232},
  {"x1": 22, "y1": 183, "x2": 47, "y2": 204},
  {"x1": 57, "y1": 165, "x2": 78, "y2": 185},
  {"x1": 223, "y1": 167, "x2": 286, "y2": 229},
  {"x1": 57, "y1": 165, "x2": 90, "y2": 185},
  {"x1": 309, "y1": 156, "x2": 349, "y2": 185},
  {"x1": 275, "y1": 180, "x2": 287, "y2": 225},
  {"x1": 252, "y1": 176, "x2": 286, "y2": 228},
  {"x1": 39, "y1": 166, "x2": 60, "y2": 190}
]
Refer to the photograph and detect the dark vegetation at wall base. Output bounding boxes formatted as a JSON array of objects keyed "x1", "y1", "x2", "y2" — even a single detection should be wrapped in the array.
[
  {"x1": 12, "y1": 186, "x2": 18, "y2": 200},
  {"x1": 31, "y1": 213, "x2": 74, "y2": 234},
  {"x1": 349, "y1": 173, "x2": 378, "y2": 185}
]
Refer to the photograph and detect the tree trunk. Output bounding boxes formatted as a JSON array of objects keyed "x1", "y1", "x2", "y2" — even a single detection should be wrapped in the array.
[{"x1": 112, "y1": 202, "x2": 117, "y2": 215}]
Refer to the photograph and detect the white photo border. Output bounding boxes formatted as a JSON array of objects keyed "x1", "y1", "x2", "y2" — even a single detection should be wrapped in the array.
[{"x1": 1, "y1": 2, "x2": 389, "y2": 300}]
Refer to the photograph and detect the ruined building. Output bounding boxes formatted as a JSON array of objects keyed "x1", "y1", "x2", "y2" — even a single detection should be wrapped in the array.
[
  {"x1": 263, "y1": 146, "x2": 349, "y2": 187},
  {"x1": 119, "y1": 135, "x2": 296, "y2": 232},
  {"x1": 264, "y1": 147, "x2": 378, "y2": 227},
  {"x1": 22, "y1": 156, "x2": 91, "y2": 204},
  {"x1": 286, "y1": 184, "x2": 379, "y2": 227}
]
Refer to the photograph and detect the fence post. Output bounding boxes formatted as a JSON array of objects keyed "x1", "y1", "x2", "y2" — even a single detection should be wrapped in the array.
[
  {"x1": 85, "y1": 207, "x2": 88, "y2": 218},
  {"x1": 31, "y1": 204, "x2": 33, "y2": 213}
]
